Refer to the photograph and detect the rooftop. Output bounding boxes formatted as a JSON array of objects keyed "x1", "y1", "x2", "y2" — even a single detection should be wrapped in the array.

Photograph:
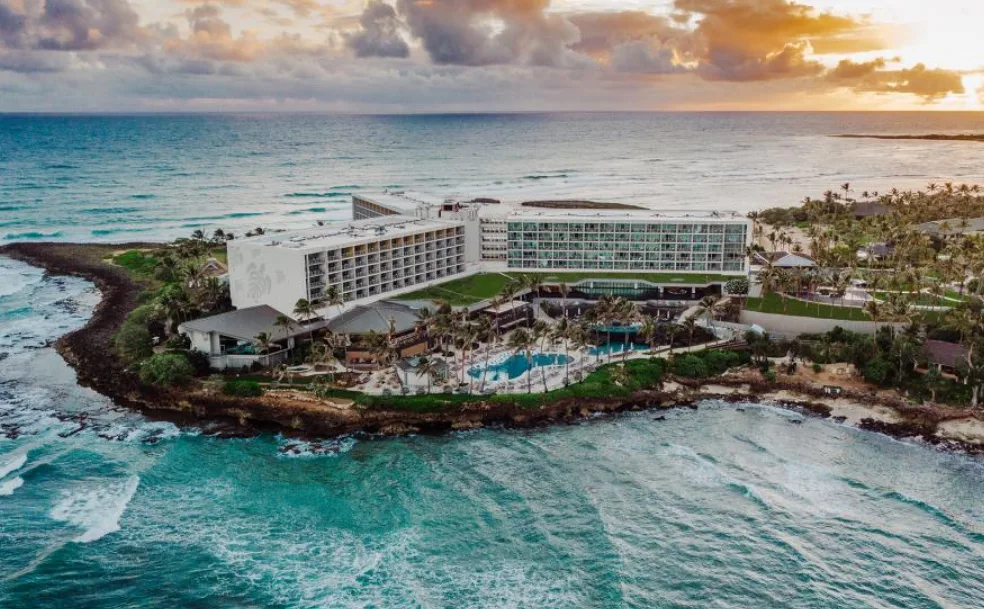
[
  {"x1": 916, "y1": 217, "x2": 984, "y2": 236},
  {"x1": 356, "y1": 190, "x2": 451, "y2": 214},
  {"x1": 326, "y1": 301, "x2": 421, "y2": 335},
  {"x1": 923, "y1": 340, "x2": 968, "y2": 369},
  {"x1": 752, "y1": 251, "x2": 817, "y2": 268},
  {"x1": 231, "y1": 215, "x2": 460, "y2": 252},
  {"x1": 480, "y1": 205, "x2": 746, "y2": 222},
  {"x1": 179, "y1": 305, "x2": 326, "y2": 341},
  {"x1": 355, "y1": 190, "x2": 748, "y2": 223}
]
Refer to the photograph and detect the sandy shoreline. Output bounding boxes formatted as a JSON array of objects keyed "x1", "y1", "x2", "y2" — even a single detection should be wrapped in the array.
[{"x1": 1, "y1": 241, "x2": 983, "y2": 455}]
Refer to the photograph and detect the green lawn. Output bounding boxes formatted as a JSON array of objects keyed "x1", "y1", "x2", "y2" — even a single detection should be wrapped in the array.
[
  {"x1": 397, "y1": 271, "x2": 735, "y2": 306},
  {"x1": 944, "y1": 289, "x2": 974, "y2": 303},
  {"x1": 873, "y1": 291, "x2": 953, "y2": 307},
  {"x1": 397, "y1": 273, "x2": 515, "y2": 306},
  {"x1": 745, "y1": 293, "x2": 872, "y2": 321},
  {"x1": 111, "y1": 250, "x2": 160, "y2": 280}
]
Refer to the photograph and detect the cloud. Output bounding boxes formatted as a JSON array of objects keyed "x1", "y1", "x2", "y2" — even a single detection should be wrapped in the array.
[
  {"x1": 394, "y1": 0, "x2": 580, "y2": 67},
  {"x1": 673, "y1": 0, "x2": 867, "y2": 81},
  {"x1": 0, "y1": 0, "x2": 144, "y2": 51},
  {"x1": 827, "y1": 57, "x2": 887, "y2": 80},
  {"x1": 162, "y1": 4, "x2": 263, "y2": 62},
  {"x1": 345, "y1": 1, "x2": 408, "y2": 58},
  {"x1": 610, "y1": 40, "x2": 684, "y2": 75},
  {"x1": 827, "y1": 58, "x2": 964, "y2": 101}
]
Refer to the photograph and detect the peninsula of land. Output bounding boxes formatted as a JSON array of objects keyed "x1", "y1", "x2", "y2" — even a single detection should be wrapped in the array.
[
  {"x1": 836, "y1": 134, "x2": 984, "y2": 143},
  {"x1": 1, "y1": 239, "x2": 981, "y2": 455}
]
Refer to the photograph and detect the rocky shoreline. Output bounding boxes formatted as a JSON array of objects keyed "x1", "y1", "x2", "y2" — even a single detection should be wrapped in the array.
[{"x1": 2, "y1": 241, "x2": 982, "y2": 455}]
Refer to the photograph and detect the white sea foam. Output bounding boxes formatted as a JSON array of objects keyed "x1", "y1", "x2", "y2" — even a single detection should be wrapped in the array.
[
  {"x1": 50, "y1": 476, "x2": 140, "y2": 543},
  {"x1": 277, "y1": 435, "x2": 356, "y2": 458},
  {"x1": 0, "y1": 476, "x2": 24, "y2": 496},
  {"x1": 0, "y1": 451, "x2": 28, "y2": 478}
]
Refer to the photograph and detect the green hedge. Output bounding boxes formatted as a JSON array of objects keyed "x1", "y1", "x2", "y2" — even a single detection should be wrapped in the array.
[{"x1": 223, "y1": 380, "x2": 264, "y2": 397}]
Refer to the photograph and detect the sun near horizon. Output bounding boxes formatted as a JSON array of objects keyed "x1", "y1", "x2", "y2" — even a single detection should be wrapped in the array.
[{"x1": 0, "y1": 0, "x2": 982, "y2": 113}]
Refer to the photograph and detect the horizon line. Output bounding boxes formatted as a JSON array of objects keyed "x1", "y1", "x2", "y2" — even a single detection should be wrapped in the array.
[{"x1": 3, "y1": 109, "x2": 984, "y2": 117}]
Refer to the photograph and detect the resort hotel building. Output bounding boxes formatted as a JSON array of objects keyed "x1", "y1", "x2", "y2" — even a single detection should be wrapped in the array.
[{"x1": 227, "y1": 191, "x2": 752, "y2": 317}]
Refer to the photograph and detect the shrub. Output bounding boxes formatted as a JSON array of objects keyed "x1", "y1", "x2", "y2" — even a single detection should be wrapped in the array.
[
  {"x1": 114, "y1": 321, "x2": 153, "y2": 365},
  {"x1": 762, "y1": 370, "x2": 777, "y2": 383},
  {"x1": 223, "y1": 380, "x2": 264, "y2": 397},
  {"x1": 672, "y1": 354, "x2": 709, "y2": 379},
  {"x1": 812, "y1": 363, "x2": 823, "y2": 373},
  {"x1": 725, "y1": 277, "x2": 749, "y2": 296},
  {"x1": 703, "y1": 350, "x2": 740, "y2": 376},
  {"x1": 184, "y1": 349, "x2": 213, "y2": 376},
  {"x1": 863, "y1": 357, "x2": 894, "y2": 386},
  {"x1": 139, "y1": 353, "x2": 194, "y2": 387},
  {"x1": 164, "y1": 333, "x2": 191, "y2": 350}
]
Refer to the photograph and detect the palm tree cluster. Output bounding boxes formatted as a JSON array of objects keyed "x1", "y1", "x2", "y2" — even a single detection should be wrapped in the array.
[
  {"x1": 751, "y1": 182, "x2": 984, "y2": 318},
  {"x1": 750, "y1": 183, "x2": 984, "y2": 407}
]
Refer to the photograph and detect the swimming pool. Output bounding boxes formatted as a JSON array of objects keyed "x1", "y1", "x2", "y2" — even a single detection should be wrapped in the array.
[
  {"x1": 593, "y1": 323, "x2": 643, "y2": 334},
  {"x1": 588, "y1": 343, "x2": 649, "y2": 357},
  {"x1": 468, "y1": 353, "x2": 573, "y2": 382}
]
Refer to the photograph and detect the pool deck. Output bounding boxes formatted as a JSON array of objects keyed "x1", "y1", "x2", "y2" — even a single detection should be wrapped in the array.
[{"x1": 353, "y1": 337, "x2": 737, "y2": 396}]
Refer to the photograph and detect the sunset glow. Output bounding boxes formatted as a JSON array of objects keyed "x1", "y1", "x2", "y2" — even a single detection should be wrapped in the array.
[{"x1": 0, "y1": 0, "x2": 981, "y2": 112}]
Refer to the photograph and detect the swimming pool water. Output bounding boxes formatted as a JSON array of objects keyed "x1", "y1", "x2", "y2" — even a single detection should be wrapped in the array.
[
  {"x1": 468, "y1": 353, "x2": 573, "y2": 382},
  {"x1": 588, "y1": 343, "x2": 650, "y2": 357}
]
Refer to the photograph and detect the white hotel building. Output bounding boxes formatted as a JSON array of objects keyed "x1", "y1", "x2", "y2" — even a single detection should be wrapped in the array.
[{"x1": 228, "y1": 192, "x2": 752, "y2": 317}]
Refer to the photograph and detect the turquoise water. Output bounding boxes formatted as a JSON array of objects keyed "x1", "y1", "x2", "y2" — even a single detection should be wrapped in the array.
[
  {"x1": 468, "y1": 353, "x2": 573, "y2": 382},
  {"x1": 593, "y1": 324, "x2": 642, "y2": 334},
  {"x1": 3, "y1": 249, "x2": 984, "y2": 608},
  {"x1": 588, "y1": 343, "x2": 650, "y2": 357},
  {"x1": 3, "y1": 113, "x2": 984, "y2": 606}
]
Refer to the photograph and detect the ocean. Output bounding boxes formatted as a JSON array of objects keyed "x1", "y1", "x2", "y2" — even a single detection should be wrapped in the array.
[
  {"x1": 2, "y1": 113, "x2": 984, "y2": 607},
  {"x1": 4, "y1": 112, "x2": 984, "y2": 244}
]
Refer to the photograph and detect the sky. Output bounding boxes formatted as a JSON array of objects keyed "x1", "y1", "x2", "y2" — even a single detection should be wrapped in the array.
[{"x1": 0, "y1": 0, "x2": 982, "y2": 112}]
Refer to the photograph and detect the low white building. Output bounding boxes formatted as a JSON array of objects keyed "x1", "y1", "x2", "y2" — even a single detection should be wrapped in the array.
[{"x1": 178, "y1": 305, "x2": 326, "y2": 371}]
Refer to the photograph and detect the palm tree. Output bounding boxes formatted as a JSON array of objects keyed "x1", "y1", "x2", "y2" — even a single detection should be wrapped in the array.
[
  {"x1": 558, "y1": 282, "x2": 570, "y2": 319},
  {"x1": 695, "y1": 295, "x2": 721, "y2": 334},
  {"x1": 325, "y1": 285, "x2": 344, "y2": 316},
  {"x1": 307, "y1": 339, "x2": 339, "y2": 380},
  {"x1": 274, "y1": 314, "x2": 296, "y2": 357},
  {"x1": 183, "y1": 263, "x2": 206, "y2": 290},
  {"x1": 681, "y1": 317, "x2": 698, "y2": 348},
  {"x1": 569, "y1": 323, "x2": 591, "y2": 378},
  {"x1": 551, "y1": 317, "x2": 572, "y2": 386},
  {"x1": 416, "y1": 355, "x2": 441, "y2": 394},
  {"x1": 664, "y1": 323, "x2": 680, "y2": 354},
  {"x1": 523, "y1": 275, "x2": 544, "y2": 327},
  {"x1": 532, "y1": 319, "x2": 552, "y2": 393},
  {"x1": 507, "y1": 328, "x2": 536, "y2": 394},
  {"x1": 475, "y1": 316, "x2": 497, "y2": 393},
  {"x1": 252, "y1": 332, "x2": 277, "y2": 355},
  {"x1": 292, "y1": 298, "x2": 319, "y2": 342},
  {"x1": 639, "y1": 317, "x2": 659, "y2": 353},
  {"x1": 616, "y1": 298, "x2": 640, "y2": 363},
  {"x1": 199, "y1": 276, "x2": 227, "y2": 312},
  {"x1": 457, "y1": 322, "x2": 479, "y2": 386},
  {"x1": 415, "y1": 306, "x2": 434, "y2": 347}
]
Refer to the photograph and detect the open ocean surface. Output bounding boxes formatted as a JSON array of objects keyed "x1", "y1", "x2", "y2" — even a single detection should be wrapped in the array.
[{"x1": 2, "y1": 113, "x2": 984, "y2": 607}]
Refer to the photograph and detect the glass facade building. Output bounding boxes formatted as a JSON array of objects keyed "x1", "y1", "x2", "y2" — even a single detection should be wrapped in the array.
[{"x1": 505, "y1": 219, "x2": 749, "y2": 273}]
